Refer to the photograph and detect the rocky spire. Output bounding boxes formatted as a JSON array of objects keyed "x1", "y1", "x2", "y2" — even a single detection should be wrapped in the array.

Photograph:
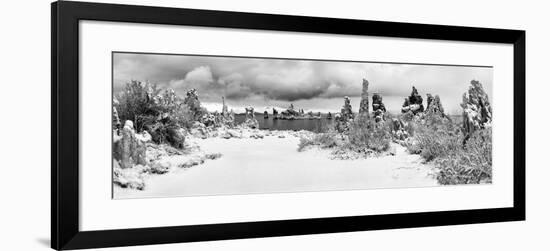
[
  {"x1": 216, "y1": 96, "x2": 235, "y2": 127},
  {"x1": 358, "y1": 78, "x2": 370, "y2": 117},
  {"x1": 335, "y1": 96, "x2": 354, "y2": 133},
  {"x1": 401, "y1": 86, "x2": 424, "y2": 115},
  {"x1": 372, "y1": 93, "x2": 386, "y2": 123},
  {"x1": 341, "y1": 96, "x2": 354, "y2": 121},
  {"x1": 184, "y1": 88, "x2": 202, "y2": 120},
  {"x1": 426, "y1": 94, "x2": 434, "y2": 109},
  {"x1": 221, "y1": 96, "x2": 228, "y2": 116},
  {"x1": 113, "y1": 120, "x2": 151, "y2": 169},
  {"x1": 245, "y1": 106, "x2": 255, "y2": 120},
  {"x1": 244, "y1": 106, "x2": 259, "y2": 129},
  {"x1": 461, "y1": 80, "x2": 492, "y2": 135},
  {"x1": 425, "y1": 94, "x2": 445, "y2": 117}
]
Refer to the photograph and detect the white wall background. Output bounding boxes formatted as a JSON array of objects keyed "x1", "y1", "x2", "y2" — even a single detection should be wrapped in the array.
[{"x1": 0, "y1": 0, "x2": 547, "y2": 250}]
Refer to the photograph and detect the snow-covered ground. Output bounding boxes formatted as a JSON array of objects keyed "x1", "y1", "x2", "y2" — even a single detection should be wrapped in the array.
[{"x1": 114, "y1": 133, "x2": 439, "y2": 199}]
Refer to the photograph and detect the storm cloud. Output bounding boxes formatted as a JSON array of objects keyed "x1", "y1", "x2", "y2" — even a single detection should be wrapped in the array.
[{"x1": 113, "y1": 52, "x2": 493, "y2": 114}]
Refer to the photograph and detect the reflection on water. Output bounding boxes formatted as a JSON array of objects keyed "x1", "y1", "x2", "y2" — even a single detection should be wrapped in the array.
[{"x1": 235, "y1": 114, "x2": 335, "y2": 132}]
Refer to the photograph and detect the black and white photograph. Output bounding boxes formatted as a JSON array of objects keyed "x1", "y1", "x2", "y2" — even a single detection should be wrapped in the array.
[
  {"x1": 3, "y1": 0, "x2": 543, "y2": 250},
  {"x1": 112, "y1": 52, "x2": 493, "y2": 199}
]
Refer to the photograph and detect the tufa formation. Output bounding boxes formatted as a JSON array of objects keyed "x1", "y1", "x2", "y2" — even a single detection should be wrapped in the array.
[
  {"x1": 401, "y1": 86, "x2": 424, "y2": 115},
  {"x1": 113, "y1": 120, "x2": 151, "y2": 169},
  {"x1": 425, "y1": 94, "x2": 446, "y2": 118},
  {"x1": 244, "y1": 106, "x2": 259, "y2": 129},
  {"x1": 461, "y1": 80, "x2": 492, "y2": 135},
  {"x1": 358, "y1": 78, "x2": 370, "y2": 118},
  {"x1": 372, "y1": 93, "x2": 386, "y2": 123},
  {"x1": 335, "y1": 96, "x2": 354, "y2": 132}
]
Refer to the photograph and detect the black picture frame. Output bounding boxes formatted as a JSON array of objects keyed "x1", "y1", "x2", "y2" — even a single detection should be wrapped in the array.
[{"x1": 51, "y1": 1, "x2": 525, "y2": 250}]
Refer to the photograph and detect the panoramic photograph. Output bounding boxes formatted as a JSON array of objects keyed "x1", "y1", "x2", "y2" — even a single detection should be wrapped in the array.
[{"x1": 112, "y1": 52, "x2": 493, "y2": 199}]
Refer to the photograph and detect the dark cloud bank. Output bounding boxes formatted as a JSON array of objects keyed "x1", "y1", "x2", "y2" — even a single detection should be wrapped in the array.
[{"x1": 113, "y1": 52, "x2": 493, "y2": 115}]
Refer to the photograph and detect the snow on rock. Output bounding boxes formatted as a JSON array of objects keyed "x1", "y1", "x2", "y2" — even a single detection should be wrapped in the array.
[
  {"x1": 190, "y1": 121, "x2": 208, "y2": 138},
  {"x1": 176, "y1": 152, "x2": 222, "y2": 168},
  {"x1": 372, "y1": 93, "x2": 387, "y2": 123},
  {"x1": 425, "y1": 94, "x2": 446, "y2": 117},
  {"x1": 401, "y1": 86, "x2": 424, "y2": 115},
  {"x1": 461, "y1": 80, "x2": 492, "y2": 135},
  {"x1": 113, "y1": 120, "x2": 150, "y2": 169},
  {"x1": 250, "y1": 134, "x2": 264, "y2": 139},
  {"x1": 136, "y1": 130, "x2": 152, "y2": 142},
  {"x1": 149, "y1": 161, "x2": 171, "y2": 174},
  {"x1": 390, "y1": 118, "x2": 409, "y2": 143},
  {"x1": 243, "y1": 106, "x2": 259, "y2": 129},
  {"x1": 219, "y1": 128, "x2": 242, "y2": 139},
  {"x1": 335, "y1": 96, "x2": 354, "y2": 133},
  {"x1": 178, "y1": 156, "x2": 206, "y2": 168},
  {"x1": 113, "y1": 161, "x2": 146, "y2": 190},
  {"x1": 114, "y1": 139, "x2": 224, "y2": 190},
  {"x1": 205, "y1": 153, "x2": 222, "y2": 160}
]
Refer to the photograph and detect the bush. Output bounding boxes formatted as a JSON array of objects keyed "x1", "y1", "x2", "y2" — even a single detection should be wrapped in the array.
[
  {"x1": 405, "y1": 113, "x2": 492, "y2": 185},
  {"x1": 412, "y1": 123, "x2": 462, "y2": 161},
  {"x1": 170, "y1": 104, "x2": 194, "y2": 129},
  {"x1": 158, "y1": 89, "x2": 194, "y2": 129},
  {"x1": 297, "y1": 131, "x2": 338, "y2": 152},
  {"x1": 115, "y1": 80, "x2": 161, "y2": 132},
  {"x1": 297, "y1": 137, "x2": 314, "y2": 152},
  {"x1": 436, "y1": 129, "x2": 492, "y2": 184},
  {"x1": 115, "y1": 81, "x2": 196, "y2": 148},
  {"x1": 116, "y1": 81, "x2": 196, "y2": 130},
  {"x1": 298, "y1": 117, "x2": 392, "y2": 156},
  {"x1": 315, "y1": 132, "x2": 338, "y2": 148},
  {"x1": 313, "y1": 119, "x2": 332, "y2": 133},
  {"x1": 405, "y1": 114, "x2": 461, "y2": 159},
  {"x1": 348, "y1": 116, "x2": 391, "y2": 152}
]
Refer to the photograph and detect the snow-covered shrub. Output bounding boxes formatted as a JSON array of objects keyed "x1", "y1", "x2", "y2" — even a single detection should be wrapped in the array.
[
  {"x1": 115, "y1": 80, "x2": 161, "y2": 132},
  {"x1": 297, "y1": 137, "x2": 315, "y2": 152},
  {"x1": 297, "y1": 131, "x2": 339, "y2": 152},
  {"x1": 115, "y1": 81, "x2": 196, "y2": 149},
  {"x1": 348, "y1": 116, "x2": 391, "y2": 152},
  {"x1": 408, "y1": 116, "x2": 462, "y2": 161},
  {"x1": 406, "y1": 113, "x2": 492, "y2": 185},
  {"x1": 435, "y1": 128, "x2": 492, "y2": 184}
]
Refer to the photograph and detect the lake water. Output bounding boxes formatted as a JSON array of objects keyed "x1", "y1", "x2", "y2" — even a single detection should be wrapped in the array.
[
  {"x1": 235, "y1": 114, "x2": 335, "y2": 132},
  {"x1": 234, "y1": 114, "x2": 463, "y2": 132}
]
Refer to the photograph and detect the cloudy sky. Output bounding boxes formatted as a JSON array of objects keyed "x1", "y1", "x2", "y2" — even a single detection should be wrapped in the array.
[{"x1": 113, "y1": 52, "x2": 493, "y2": 115}]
